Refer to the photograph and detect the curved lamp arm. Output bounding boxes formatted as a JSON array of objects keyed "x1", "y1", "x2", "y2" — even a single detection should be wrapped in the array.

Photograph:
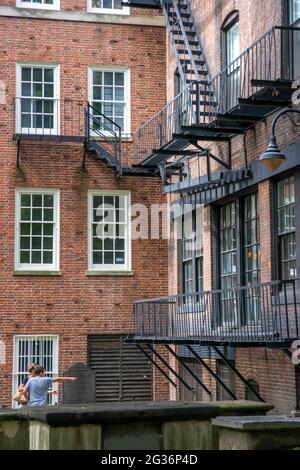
[{"x1": 259, "y1": 108, "x2": 300, "y2": 171}]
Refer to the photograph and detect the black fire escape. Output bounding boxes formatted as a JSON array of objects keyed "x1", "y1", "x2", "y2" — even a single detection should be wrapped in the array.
[{"x1": 122, "y1": 0, "x2": 300, "y2": 402}]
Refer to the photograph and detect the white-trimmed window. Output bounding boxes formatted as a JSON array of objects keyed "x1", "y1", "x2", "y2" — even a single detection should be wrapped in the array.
[
  {"x1": 15, "y1": 189, "x2": 60, "y2": 272},
  {"x1": 89, "y1": 67, "x2": 130, "y2": 135},
  {"x1": 16, "y1": 63, "x2": 59, "y2": 135},
  {"x1": 88, "y1": 0, "x2": 129, "y2": 15},
  {"x1": 13, "y1": 335, "x2": 59, "y2": 407},
  {"x1": 16, "y1": 0, "x2": 60, "y2": 10},
  {"x1": 88, "y1": 191, "x2": 131, "y2": 272}
]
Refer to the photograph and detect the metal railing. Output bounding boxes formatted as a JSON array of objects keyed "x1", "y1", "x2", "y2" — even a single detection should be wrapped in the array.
[
  {"x1": 131, "y1": 280, "x2": 300, "y2": 345},
  {"x1": 14, "y1": 98, "x2": 85, "y2": 137},
  {"x1": 133, "y1": 25, "x2": 300, "y2": 164},
  {"x1": 85, "y1": 102, "x2": 122, "y2": 167}
]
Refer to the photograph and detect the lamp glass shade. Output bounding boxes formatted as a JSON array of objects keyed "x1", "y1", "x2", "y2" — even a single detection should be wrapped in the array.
[{"x1": 258, "y1": 137, "x2": 286, "y2": 171}]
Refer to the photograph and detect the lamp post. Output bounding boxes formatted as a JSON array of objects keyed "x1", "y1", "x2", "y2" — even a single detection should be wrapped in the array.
[{"x1": 258, "y1": 109, "x2": 300, "y2": 171}]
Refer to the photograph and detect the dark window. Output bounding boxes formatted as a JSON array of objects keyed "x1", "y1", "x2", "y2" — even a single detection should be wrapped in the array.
[
  {"x1": 245, "y1": 379, "x2": 260, "y2": 402},
  {"x1": 216, "y1": 360, "x2": 236, "y2": 401},
  {"x1": 218, "y1": 193, "x2": 261, "y2": 324},
  {"x1": 243, "y1": 193, "x2": 261, "y2": 285},
  {"x1": 220, "y1": 202, "x2": 238, "y2": 324},
  {"x1": 178, "y1": 359, "x2": 203, "y2": 402},
  {"x1": 277, "y1": 176, "x2": 297, "y2": 280},
  {"x1": 289, "y1": 0, "x2": 300, "y2": 24},
  {"x1": 182, "y1": 208, "x2": 204, "y2": 295},
  {"x1": 223, "y1": 14, "x2": 240, "y2": 110}
]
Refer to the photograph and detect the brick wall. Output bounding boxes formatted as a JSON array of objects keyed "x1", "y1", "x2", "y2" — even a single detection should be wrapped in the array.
[
  {"x1": 0, "y1": 12, "x2": 171, "y2": 406},
  {"x1": 165, "y1": 0, "x2": 300, "y2": 413}
]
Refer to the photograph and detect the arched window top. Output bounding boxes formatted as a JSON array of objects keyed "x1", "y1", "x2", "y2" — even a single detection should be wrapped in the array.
[
  {"x1": 222, "y1": 10, "x2": 239, "y2": 31},
  {"x1": 245, "y1": 379, "x2": 261, "y2": 402}
]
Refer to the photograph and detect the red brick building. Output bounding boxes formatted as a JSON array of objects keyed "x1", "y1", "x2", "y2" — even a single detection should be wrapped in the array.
[
  {"x1": 0, "y1": 0, "x2": 169, "y2": 407},
  {"x1": 1, "y1": 0, "x2": 300, "y2": 415},
  {"x1": 126, "y1": 0, "x2": 300, "y2": 415}
]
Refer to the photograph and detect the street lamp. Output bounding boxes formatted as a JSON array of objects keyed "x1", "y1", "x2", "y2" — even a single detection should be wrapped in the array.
[{"x1": 259, "y1": 109, "x2": 300, "y2": 171}]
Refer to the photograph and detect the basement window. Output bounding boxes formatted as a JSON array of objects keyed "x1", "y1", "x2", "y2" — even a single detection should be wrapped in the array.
[
  {"x1": 16, "y1": 0, "x2": 60, "y2": 10},
  {"x1": 12, "y1": 335, "x2": 59, "y2": 408},
  {"x1": 88, "y1": 191, "x2": 131, "y2": 272},
  {"x1": 88, "y1": 0, "x2": 129, "y2": 15}
]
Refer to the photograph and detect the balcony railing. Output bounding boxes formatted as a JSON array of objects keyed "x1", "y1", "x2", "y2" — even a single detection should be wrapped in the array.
[
  {"x1": 133, "y1": 25, "x2": 300, "y2": 164},
  {"x1": 14, "y1": 98, "x2": 85, "y2": 139},
  {"x1": 131, "y1": 280, "x2": 300, "y2": 346}
]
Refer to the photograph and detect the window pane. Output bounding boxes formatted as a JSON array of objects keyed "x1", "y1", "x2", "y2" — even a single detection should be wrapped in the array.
[
  {"x1": 18, "y1": 192, "x2": 56, "y2": 268},
  {"x1": 277, "y1": 177, "x2": 296, "y2": 280},
  {"x1": 91, "y1": 194, "x2": 128, "y2": 268}
]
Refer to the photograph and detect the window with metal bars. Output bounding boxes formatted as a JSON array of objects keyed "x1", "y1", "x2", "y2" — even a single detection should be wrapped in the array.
[{"x1": 13, "y1": 335, "x2": 59, "y2": 407}]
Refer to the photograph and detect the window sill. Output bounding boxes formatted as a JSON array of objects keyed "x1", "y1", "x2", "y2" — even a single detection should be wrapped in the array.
[
  {"x1": 86, "y1": 270, "x2": 134, "y2": 277},
  {"x1": 16, "y1": 4, "x2": 60, "y2": 11},
  {"x1": 13, "y1": 270, "x2": 62, "y2": 276},
  {"x1": 88, "y1": 8, "x2": 130, "y2": 16}
]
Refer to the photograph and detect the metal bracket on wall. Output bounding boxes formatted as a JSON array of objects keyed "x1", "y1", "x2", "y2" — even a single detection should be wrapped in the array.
[
  {"x1": 165, "y1": 344, "x2": 212, "y2": 397},
  {"x1": 146, "y1": 344, "x2": 195, "y2": 393},
  {"x1": 186, "y1": 345, "x2": 237, "y2": 400},
  {"x1": 136, "y1": 344, "x2": 177, "y2": 389},
  {"x1": 212, "y1": 346, "x2": 265, "y2": 403},
  {"x1": 16, "y1": 138, "x2": 21, "y2": 168}
]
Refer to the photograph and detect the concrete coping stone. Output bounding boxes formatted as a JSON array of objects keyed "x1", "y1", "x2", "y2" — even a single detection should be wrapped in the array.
[
  {"x1": 212, "y1": 416, "x2": 300, "y2": 431},
  {"x1": 211, "y1": 401, "x2": 274, "y2": 416},
  {"x1": 1, "y1": 402, "x2": 220, "y2": 427}
]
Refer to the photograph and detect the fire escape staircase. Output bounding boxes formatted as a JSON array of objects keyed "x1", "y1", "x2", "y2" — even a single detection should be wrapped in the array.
[{"x1": 123, "y1": 0, "x2": 299, "y2": 174}]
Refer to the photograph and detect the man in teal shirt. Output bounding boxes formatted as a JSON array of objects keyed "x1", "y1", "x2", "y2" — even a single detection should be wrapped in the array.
[{"x1": 24, "y1": 366, "x2": 77, "y2": 407}]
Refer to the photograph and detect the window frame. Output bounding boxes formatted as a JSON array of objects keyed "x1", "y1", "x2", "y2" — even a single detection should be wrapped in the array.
[
  {"x1": 275, "y1": 174, "x2": 299, "y2": 281},
  {"x1": 181, "y1": 207, "x2": 204, "y2": 296},
  {"x1": 87, "y1": 0, "x2": 130, "y2": 15},
  {"x1": 16, "y1": 63, "x2": 60, "y2": 135},
  {"x1": 14, "y1": 188, "x2": 60, "y2": 273},
  {"x1": 16, "y1": 0, "x2": 60, "y2": 11},
  {"x1": 88, "y1": 66, "x2": 131, "y2": 137},
  {"x1": 288, "y1": 0, "x2": 300, "y2": 25},
  {"x1": 222, "y1": 12, "x2": 240, "y2": 112},
  {"x1": 12, "y1": 335, "x2": 59, "y2": 408},
  {"x1": 88, "y1": 190, "x2": 132, "y2": 273},
  {"x1": 214, "y1": 190, "x2": 261, "y2": 326}
]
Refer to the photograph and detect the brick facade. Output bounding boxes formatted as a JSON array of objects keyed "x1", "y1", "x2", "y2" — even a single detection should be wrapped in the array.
[
  {"x1": 165, "y1": 0, "x2": 300, "y2": 414},
  {"x1": 0, "y1": 7, "x2": 170, "y2": 407}
]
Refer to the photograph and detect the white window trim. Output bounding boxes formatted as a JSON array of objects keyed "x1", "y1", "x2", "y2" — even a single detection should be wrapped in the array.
[
  {"x1": 16, "y1": 0, "x2": 60, "y2": 11},
  {"x1": 88, "y1": 190, "x2": 132, "y2": 272},
  {"x1": 87, "y1": 0, "x2": 129, "y2": 15},
  {"x1": 14, "y1": 188, "x2": 60, "y2": 273},
  {"x1": 12, "y1": 335, "x2": 59, "y2": 408},
  {"x1": 16, "y1": 62, "x2": 60, "y2": 135},
  {"x1": 88, "y1": 66, "x2": 131, "y2": 137}
]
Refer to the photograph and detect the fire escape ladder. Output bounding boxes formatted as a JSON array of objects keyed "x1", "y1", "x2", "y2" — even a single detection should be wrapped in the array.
[
  {"x1": 84, "y1": 103, "x2": 123, "y2": 177},
  {"x1": 162, "y1": 0, "x2": 209, "y2": 86}
]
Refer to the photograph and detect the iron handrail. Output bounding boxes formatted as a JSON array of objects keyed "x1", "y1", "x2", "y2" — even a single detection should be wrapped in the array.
[
  {"x1": 131, "y1": 279, "x2": 300, "y2": 345},
  {"x1": 14, "y1": 97, "x2": 85, "y2": 136}
]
